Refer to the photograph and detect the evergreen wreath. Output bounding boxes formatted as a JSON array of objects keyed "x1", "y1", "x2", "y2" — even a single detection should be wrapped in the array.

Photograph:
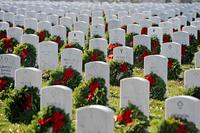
[
  {"x1": 115, "y1": 103, "x2": 149, "y2": 133},
  {"x1": 48, "y1": 67, "x2": 82, "y2": 90},
  {"x1": 24, "y1": 28, "x2": 36, "y2": 34},
  {"x1": 151, "y1": 36, "x2": 160, "y2": 54},
  {"x1": 13, "y1": 43, "x2": 36, "y2": 67},
  {"x1": 109, "y1": 61, "x2": 133, "y2": 86},
  {"x1": 36, "y1": 30, "x2": 50, "y2": 42},
  {"x1": 107, "y1": 43, "x2": 123, "y2": 61},
  {"x1": 163, "y1": 34, "x2": 172, "y2": 43},
  {"x1": 184, "y1": 86, "x2": 200, "y2": 100},
  {"x1": 134, "y1": 45, "x2": 151, "y2": 68},
  {"x1": 73, "y1": 78, "x2": 108, "y2": 108},
  {"x1": 28, "y1": 106, "x2": 71, "y2": 133},
  {"x1": 3, "y1": 86, "x2": 40, "y2": 124},
  {"x1": 181, "y1": 44, "x2": 197, "y2": 64},
  {"x1": 0, "y1": 37, "x2": 18, "y2": 54},
  {"x1": 158, "y1": 117, "x2": 198, "y2": 133},
  {"x1": 167, "y1": 58, "x2": 182, "y2": 80},
  {"x1": 0, "y1": 30, "x2": 7, "y2": 39},
  {"x1": 144, "y1": 73, "x2": 166, "y2": 100},
  {"x1": 189, "y1": 34, "x2": 199, "y2": 46},
  {"x1": 63, "y1": 42, "x2": 83, "y2": 51},
  {"x1": 0, "y1": 76, "x2": 14, "y2": 100},
  {"x1": 125, "y1": 33, "x2": 134, "y2": 47},
  {"x1": 83, "y1": 49, "x2": 106, "y2": 65},
  {"x1": 45, "y1": 35, "x2": 64, "y2": 51}
]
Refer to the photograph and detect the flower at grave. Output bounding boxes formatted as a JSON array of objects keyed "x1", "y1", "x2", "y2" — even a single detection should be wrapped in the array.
[
  {"x1": 141, "y1": 27, "x2": 148, "y2": 34},
  {"x1": 0, "y1": 37, "x2": 18, "y2": 54},
  {"x1": 73, "y1": 78, "x2": 107, "y2": 108},
  {"x1": 167, "y1": 58, "x2": 182, "y2": 80},
  {"x1": 158, "y1": 117, "x2": 198, "y2": 133},
  {"x1": 0, "y1": 76, "x2": 14, "y2": 100},
  {"x1": 28, "y1": 106, "x2": 71, "y2": 133},
  {"x1": 13, "y1": 43, "x2": 36, "y2": 67},
  {"x1": 110, "y1": 61, "x2": 133, "y2": 86},
  {"x1": 115, "y1": 103, "x2": 149, "y2": 132},
  {"x1": 184, "y1": 86, "x2": 200, "y2": 100},
  {"x1": 144, "y1": 73, "x2": 166, "y2": 100},
  {"x1": 134, "y1": 45, "x2": 151, "y2": 68},
  {"x1": 151, "y1": 37, "x2": 160, "y2": 54},
  {"x1": 3, "y1": 86, "x2": 40, "y2": 124},
  {"x1": 48, "y1": 67, "x2": 82, "y2": 90},
  {"x1": 63, "y1": 42, "x2": 83, "y2": 51},
  {"x1": 0, "y1": 30, "x2": 7, "y2": 39},
  {"x1": 163, "y1": 34, "x2": 172, "y2": 43},
  {"x1": 83, "y1": 49, "x2": 106, "y2": 67}
]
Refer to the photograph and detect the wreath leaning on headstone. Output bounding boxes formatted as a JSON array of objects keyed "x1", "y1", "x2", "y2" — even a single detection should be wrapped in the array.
[
  {"x1": 163, "y1": 33, "x2": 172, "y2": 43},
  {"x1": 3, "y1": 86, "x2": 40, "y2": 124},
  {"x1": 24, "y1": 28, "x2": 36, "y2": 34},
  {"x1": 109, "y1": 61, "x2": 133, "y2": 86},
  {"x1": 45, "y1": 35, "x2": 64, "y2": 51},
  {"x1": 83, "y1": 49, "x2": 106, "y2": 65},
  {"x1": 115, "y1": 103, "x2": 149, "y2": 133},
  {"x1": 0, "y1": 76, "x2": 14, "y2": 100},
  {"x1": 167, "y1": 58, "x2": 182, "y2": 80},
  {"x1": 63, "y1": 42, "x2": 83, "y2": 51},
  {"x1": 13, "y1": 43, "x2": 36, "y2": 67},
  {"x1": 144, "y1": 73, "x2": 166, "y2": 100},
  {"x1": 181, "y1": 44, "x2": 197, "y2": 64},
  {"x1": 158, "y1": 117, "x2": 198, "y2": 133},
  {"x1": 0, "y1": 37, "x2": 18, "y2": 54},
  {"x1": 48, "y1": 67, "x2": 82, "y2": 90},
  {"x1": 73, "y1": 78, "x2": 108, "y2": 108},
  {"x1": 28, "y1": 106, "x2": 71, "y2": 133},
  {"x1": 36, "y1": 30, "x2": 50, "y2": 42},
  {"x1": 184, "y1": 86, "x2": 200, "y2": 100},
  {"x1": 0, "y1": 30, "x2": 7, "y2": 39},
  {"x1": 151, "y1": 36, "x2": 160, "y2": 54}
]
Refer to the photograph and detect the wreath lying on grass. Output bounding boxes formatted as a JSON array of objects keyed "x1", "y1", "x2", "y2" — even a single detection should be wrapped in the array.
[
  {"x1": 0, "y1": 76, "x2": 14, "y2": 100},
  {"x1": 144, "y1": 73, "x2": 166, "y2": 100},
  {"x1": 168, "y1": 58, "x2": 182, "y2": 80},
  {"x1": 163, "y1": 34, "x2": 172, "y2": 43},
  {"x1": 0, "y1": 30, "x2": 7, "y2": 39},
  {"x1": 83, "y1": 49, "x2": 106, "y2": 65},
  {"x1": 158, "y1": 117, "x2": 198, "y2": 133},
  {"x1": 110, "y1": 61, "x2": 133, "y2": 86},
  {"x1": 63, "y1": 42, "x2": 83, "y2": 51},
  {"x1": 24, "y1": 28, "x2": 36, "y2": 34},
  {"x1": 115, "y1": 103, "x2": 149, "y2": 133},
  {"x1": 73, "y1": 78, "x2": 108, "y2": 108},
  {"x1": 181, "y1": 44, "x2": 197, "y2": 64},
  {"x1": 107, "y1": 43, "x2": 123, "y2": 61},
  {"x1": 0, "y1": 37, "x2": 18, "y2": 54},
  {"x1": 28, "y1": 106, "x2": 71, "y2": 133},
  {"x1": 151, "y1": 37, "x2": 160, "y2": 54},
  {"x1": 134, "y1": 45, "x2": 151, "y2": 68},
  {"x1": 48, "y1": 67, "x2": 82, "y2": 90},
  {"x1": 45, "y1": 35, "x2": 64, "y2": 50},
  {"x1": 184, "y1": 86, "x2": 200, "y2": 100},
  {"x1": 13, "y1": 43, "x2": 36, "y2": 67},
  {"x1": 36, "y1": 30, "x2": 50, "y2": 42},
  {"x1": 3, "y1": 86, "x2": 40, "y2": 124}
]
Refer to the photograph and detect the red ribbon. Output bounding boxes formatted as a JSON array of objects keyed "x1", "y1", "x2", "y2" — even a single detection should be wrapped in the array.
[
  {"x1": 181, "y1": 45, "x2": 187, "y2": 59},
  {"x1": 55, "y1": 36, "x2": 62, "y2": 45},
  {"x1": 120, "y1": 63, "x2": 128, "y2": 73},
  {"x1": 21, "y1": 49, "x2": 28, "y2": 61},
  {"x1": 163, "y1": 34, "x2": 171, "y2": 43},
  {"x1": 53, "y1": 68, "x2": 75, "y2": 85},
  {"x1": 168, "y1": 59, "x2": 173, "y2": 69},
  {"x1": 176, "y1": 123, "x2": 186, "y2": 133},
  {"x1": 116, "y1": 109, "x2": 134, "y2": 125},
  {"x1": 64, "y1": 44, "x2": 73, "y2": 48},
  {"x1": 87, "y1": 81, "x2": 99, "y2": 101},
  {"x1": 91, "y1": 52, "x2": 98, "y2": 61},
  {"x1": 0, "y1": 79, "x2": 8, "y2": 92},
  {"x1": 144, "y1": 75, "x2": 155, "y2": 92},
  {"x1": 3, "y1": 38, "x2": 14, "y2": 50},
  {"x1": 152, "y1": 40, "x2": 159, "y2": 49},
  {"x1": 37, "y1": 112, "x2": 64, "y2": 133},
  {"x1": 141, "y1": 27, "x2": 148, "y2": 35},
  {"x1": 138, "y1": 51, "x2": 150, "y2": 62},
  {"x1": 39, "y1": 31, "x2": 45, "y2": 42},
  {"x1": 0, "y1": 33, "x2": 7, "y2": 39},
  {"x1": 22, "y1": 95, "x2": 32, "y2": 110}
]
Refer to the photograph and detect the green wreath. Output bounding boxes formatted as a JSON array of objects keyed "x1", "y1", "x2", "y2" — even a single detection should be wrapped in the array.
[
  {"x1": 134, "y1": 45, "x2": 151, "y2": 68},
  {"x1": 158, "y1": 117, "x2": 198, "y2": 133},
  {"x1": 144, "y1": 73, "x2": 166, "y2": 100},
  {"x1": 181, "y1": 44, "x2": 197, "y2": 64},
  {"x1": 63, "y1": 42, "x2": 83, "y2": 51},
  {"x1": 151, "y1": 37, "x2": 160, "y2": 54},
  {"x1": 125, "y1": 33, "x2": 134, "y2": 47},
  {"x1": 83, "y1": 49, "x2": 106, "y2": 66},
  {"x1": 167, "y1": 58, "x2": 182, "y2": 80},
  {"x1": 3, "y1": 86, "x2": 40, "y2": 124},
  {"x1": 24, "y1": 28, "x2": 36, "y2": 34},
  {"x1": 163, "y1": 34, "x2": 172, "y2": 43},
  {"x1": 36, "y1": 30, "x2": 50, "y2": 42},
  {"x1": 48, "y1": 67, "x2": 82, "y2": 90},
  {"x1": 28, "y1": 106, "x2": 71, "y2": 133},
  {"x1": 0, "y1": 37, "x2": 18, "y2": 54},
  {"x1": 190, "y1": 34, "x2": 199, "y2": 46},
  {"x1": 13, "y1": 43, "x2": 36, "y2": 67},
  {"x1": 0, "y1": 76, "x2": 14, "y2": 100},
  {"x1": 115, "y1": 103, "x2": 149, "y2": 133},
  {"x1": 0, "y1": 30, "x2": 7, "y2": 39},
  {"x1": 45, "y1": 35, "x2": 64, "y2": 51},
  {"x1": 73, "y1": 78, "x2": 108, "y2": 108},
  {"x1": 184, "y1": 86, "x2": 200, "y2": 99},
  {"x1": 107, "y1": 43, "x2": 123, "y2": 61},
  {"x1": 109, "y1": 61, "x2": 133, "y2": 86}
]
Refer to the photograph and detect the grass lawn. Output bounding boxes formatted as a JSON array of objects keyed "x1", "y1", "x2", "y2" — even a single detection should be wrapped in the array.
[{"x1": 0, "y1": 63, "x2": 194, "y2": 133}]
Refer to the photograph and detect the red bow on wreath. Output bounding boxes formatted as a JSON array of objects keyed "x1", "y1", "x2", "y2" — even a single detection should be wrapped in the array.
[
  {"x1": 141, "y1": 27, "x2": 148, "y2": 35},
  {"x1": 0, "y1": 79, "x2": 8, "y2": 91},
  {"x1": 21, "y1": 95, "x2": 32, "y2": 110},
  {"x1": 152, "y1": 40, "x2": 159, "y2": 49},
  {"x1": 87, "y1": 81, "x2": 100, "y2": 101},
  {"x1": 116, "y1": 109, "x2": 134, "y2": 125},
  {"x1": 39, "y1": 31, "x2": 45, "y2": 42},
  {"x1": 138, "y1": 51, "x2": 150, "y2": 62},
  {"x1": 91, "y1": 52, "x2": 99, "y2": 61},
  {"x1": 168, "y1": 59, "x2": 173, "y2": 69},
  {"x1": 144, "y1": 75, "x2": 155, "y2": 92},
  {"x1": 53, "y1": 68, "x2": 75, "y2": 85},
  {"x1": 181, "y1": 45, "x2": 187, "y2": 58},
  {"x1": 176, "y1": 123, "x2": 186, "y2": 133},
  {"x1": 163, "y1": 34, "x2": 171, "y2": 43},
  {"x1": 0, "y1": 32, "x2": 7, "y2": 39},
  {"x1": 120, "y1": 63, "x2": 128, "y2": 73},
  {"x1": 21, "y1": 49, "x2": 28, "y2": 61},
  {"x1": 37, "y1": 112, "x2": 64, "y2": 133},
  {"x1": 3, "y1": 38, "x2": 13, "y2": 49},
  {"x1": 55, "y1": 36, "x2": 62, "y2": 45}
]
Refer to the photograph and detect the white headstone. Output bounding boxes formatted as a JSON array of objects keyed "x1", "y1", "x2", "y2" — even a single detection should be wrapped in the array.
[
  {"x1": 184, "y1": 69, "x2": 200, "y2": 89},
  {"x1": 89, "y1": 38, "x2": 107, "y2": 57},
  {"x1": 133, "y1": 35, "x2": 151, "y2": 50},
  {"x1": 24, "y1": 18, "x2": 38, "y2": 31},
  {"x1": 109, "y1": 28, "x2": 125, "y2": 46},
  {"x1": 68, "y1": 31, "x2": 85, "y2": 48},
  {"x1": 91, "y1": 24, "x2": 105, "y2": 38},
  {"x1": 74, "y1": 21, "x2": 88, "y2": 37},
  {"x1": 37, "y1": 21, "x2": 51, "y2": 33},
  {"x1": 195, "y1": 52, "x2": 200, "y2": 68},
  {"x1": 51, "y1": 25, "x2": 66, "y2": 41},
  {"x1": 172, "y1": 31, "x2": 189, "y2": 46},
  {"x1": 7, "y1": 27, "x2": 23, "y2": 42}
]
